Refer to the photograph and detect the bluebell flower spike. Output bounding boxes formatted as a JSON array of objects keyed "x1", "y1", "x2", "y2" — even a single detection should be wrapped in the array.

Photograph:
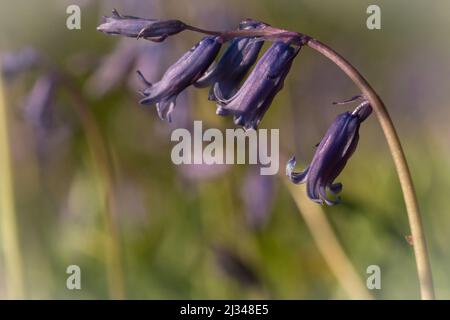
[
  {"x1": 24, "y1": 73, "x2": 56, "y2": 132},
  {"x1": 286, "y1": 156, "x2": 309, "y2": 184},
  {"x1": 287, "y1": 101, "x2": 373, "y2": 205},
  {"x1": 1, "y1": 47, "x2": 40, "y2": 80}
]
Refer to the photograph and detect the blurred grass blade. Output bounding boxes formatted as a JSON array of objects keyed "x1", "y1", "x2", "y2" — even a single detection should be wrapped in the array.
[
  {"x1": 64, "y1": 79, "x2": 125, "y2": 299},
  {"x1": 282, "y1": 178, "x2": 372, "y2": 300},
  {"x1": 0, "y1": 72, "x2": 25, "y2": 299}
]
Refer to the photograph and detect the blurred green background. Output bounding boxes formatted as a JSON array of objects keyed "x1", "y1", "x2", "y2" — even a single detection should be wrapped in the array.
[{"x1": 0, "y1": 0, "x2": 449, "y2": 299}]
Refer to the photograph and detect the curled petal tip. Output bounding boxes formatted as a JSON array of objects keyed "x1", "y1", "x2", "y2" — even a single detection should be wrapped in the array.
[
  {"x1": 233, "y1": 115, "x2": 244, "y2": 126},
  {"x1": 329, "y1": 183, "x2": 343, "y2": 195},
  {"x1": 320, "y1": 193, "x2": 341, "y2": 206},
  {"x1": 243, "y1": 124, "x2": 256, "y2": 131},
  {"x1": 286, "y1": 156, "x2": 309, "y2": 184},
  {"x1": 213, "y1": 83, "x2": 229, "y2": 105},
  {"x1": 288, "y1": 156, "x2": 296, "y2": 165},
  {"x1": 216, "y1": 106, "x2": 231, "y2": 116},
  {"x1": 286, "y1": 157, "x2": 295, "y2": 177}
]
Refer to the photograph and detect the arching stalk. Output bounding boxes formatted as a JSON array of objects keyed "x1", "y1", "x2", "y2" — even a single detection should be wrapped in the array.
[{"x1": 306, "y1": 39, "x2": 434, "y2": 300}]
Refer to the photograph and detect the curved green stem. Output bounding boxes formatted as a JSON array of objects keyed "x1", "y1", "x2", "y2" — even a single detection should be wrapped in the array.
[
  {"x1": 306, "y1": 38, "x2": 434, "y2": 300},
  {"x1": 184, "y1": 23, "x2": 306, "y2": 44}
]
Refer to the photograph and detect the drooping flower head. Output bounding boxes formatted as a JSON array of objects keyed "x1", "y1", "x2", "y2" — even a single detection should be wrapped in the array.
[
  {"x1": 194, "y1": 20, "x2": 265, "y2": 100},
  {"x1": 286, "y1": 101, "x2": 372, "y2": 205},
  {"x1": 215, "y1": 41, "x2": 300, "y2": 130},
  {"x1": 138, "y1": 36, "x2": 222, "y2": 121},
  {"x1": 97, "y1": 9, "x2": 186, "y2": 42}
]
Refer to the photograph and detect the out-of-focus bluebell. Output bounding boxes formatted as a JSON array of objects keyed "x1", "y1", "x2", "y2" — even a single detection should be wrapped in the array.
[
  {"x1": 86, "y1": 36, "x2": 166, "y2": 97},
  {"x1": 194, "y1": 20, "x2": 265, "y2": 100},
  {"x1": 286, "y1": 101, "x2": 373, "y2": 205},
  {"x1": 138, "y1": 36, "x2": 221, "y2": 122},
  {"x1": 24, "y1": 74, "x2": 56, "y2": 132},
  {"x1": 215, "y1": 41, "x2": 300, "y2": 130},
  {"x1": 1, "y1": 47, "x2": 40, "y2": 80},
  {"x1": 97, "y1": 9, "x2": 186, "y2": 42},
  {"x1": 24, "y1": 74, "x2": 57, "y2": 162},
  {"x1": 86, "y1": 39, "x2": 139, "y2": 97},
  {"x1": 241, "y1": 167, "x2": 276, "y2": 230}
]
